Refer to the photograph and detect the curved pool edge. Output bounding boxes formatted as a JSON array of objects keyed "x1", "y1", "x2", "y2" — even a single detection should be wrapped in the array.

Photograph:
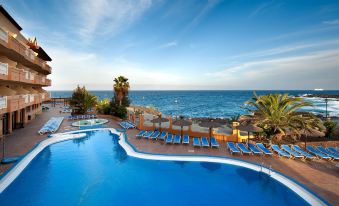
[{"x1": 0, "y1": 128, "x2": 329, "y2": 206}]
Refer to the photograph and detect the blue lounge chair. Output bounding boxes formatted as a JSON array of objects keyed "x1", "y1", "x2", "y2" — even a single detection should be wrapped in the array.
[
  {"x1": 136, "y1": 130, "x2": 146, "y2": 138},
  {"x1": 316, "y1": 146, "x2": 339, "y2": 160},
  {"x1": 151, "y1": 131, "x2": 160, "y2": 140},
  {"x1": 193, "y1": 137, "x2": 201, "y2": 147},
  {"x1": 182, "y1": 135, "x2": 189, "y2": 144},
  {"x1": 173, "y1": 135, "x2": 181, "y2": 144},
  {"x1": 237, "y1": 143, "x2": 252, "y2": 155},
  {"x1": 143, "y1": 131, "x2": 153, "y2": 139},
  {"x1": 158, "y1": 131, "x2": 168, "y2": 141},
  {"x1": 227, "y1": 142, "x2": 240, "y2": 155},
  {"x1": 271, "y1": 145, "x2": 291, "y2": 158},
  {"x1": 281, "y1": 145, "x2": 304, "y2": 159},
  {"x1": 256, "y1": 143, "x2": 273, "y2": 156},
  {"x1": 306, "y1": 146, "x2": 332, "y2": 160},
  {"x1": 291, "y1": 145, "x2": 315, "y2": 160},
  {"x1": 166, "y1": 134, "x2": 174, "y2": 144},
  {"x1": 327, "y1": 147, "x2": 339, "y2": 155},
  {"x1": 201, "y1": 137, "x2": 209, "y2": 147},
  {"x1": 248, "y1": 143, "x2": 263, "y2": 155},
  {"x1": 210, "y1": 137, "x2": 219, "y2": 148}
]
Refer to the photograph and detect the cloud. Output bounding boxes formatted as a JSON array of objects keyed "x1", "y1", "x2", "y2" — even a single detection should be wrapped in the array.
[
  {"x1": 323, "y1": 19, "x2": 339, "y2": 25},
  {"x1": 159, "y1": 41, "x2": 177, "y2": 48},
  {"x1": 73, "y1": 0, "x2": 153, "y2": 42}
]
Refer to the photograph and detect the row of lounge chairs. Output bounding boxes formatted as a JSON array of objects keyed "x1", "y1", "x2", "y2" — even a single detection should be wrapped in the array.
[
  {"x1": 227, "y1": 142, "x2": 338, "y2": 161},
  {"x1": 38, "y1": 117, "x2": 64, "y2": 135},
  {"x1": 119, "y1": 121, "x2": 136, "y2": 130},
  {"x1": 67, "y1": 114, "x2": 97, "y2": 120},
  {"x1": 135, "y1": 130, "x2": 220, "y2": 147}
]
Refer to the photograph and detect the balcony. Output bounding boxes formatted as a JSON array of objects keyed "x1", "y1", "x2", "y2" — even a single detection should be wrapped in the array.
[
  {"x1": 0, "y1": 93, "x2": 48, "y2": 114},
  {"x1": 0, "y1": 27, "x2": 51, "y2": 75}
]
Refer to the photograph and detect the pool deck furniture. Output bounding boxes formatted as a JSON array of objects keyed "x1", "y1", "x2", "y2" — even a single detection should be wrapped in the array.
[
  {"x1": 327, "y1": 147, "x2": 339, "y2": 155},
  {"x1": 143, "y1": 131, "x2": 154, "y2": 139},
  {"x1": 306, "y1": 146, "x2": 332, "y2": 160},
  {"x1": 201, "y1": 137, "x2": 210, "y2": 147},
  {"x1": 316, "y1": 146, "x2": 339, "y2": 160},
  {"x1": 173, "y1": 135, "x2": 181, "y2": 144},
  {"x1": 237, "y1": 143, "x2": 252, "y2": 155},
  {"x1": 271, "y1": 145, "x2": 291, "y2": 158},
  {"x1": 151, "y1": 131, "x2": 160, "y2": 140},
  {"x1": 193, "y1": 137, "x2": 201, "y2": 147},
  {"x1": 166, "y1": 134, "x2": 174, "y2": 144},
  {"x1": 136, "y1": 130, "x2": 146, "y2": 138},
  {"x1": 182, "y1": 135, "x2": 189, "y2": 144},
  {"x1": 247, "y1": 143, "x2": 263, "y2": 155},
  {"x1": 227, "y1": 142, "x2": 240, "y2": 155},
  {"x1": 38, "y1": 117, "x2": 64, "y2": 135},
  {"x1": 256, "y1": 143, "x2": 273, "y2": 156},
  {"x1": 281, "y1": 145, "x2": 305, "y2": 160},
  {"x1": 291, "y1": 145, "x2": 316, "y2": 160},
  {"x1": 158, "y1": 131, "x2": 168, "y2": 141},
  {"x1": 210, "y1": 137, "x2": 219, "y2": 148}
]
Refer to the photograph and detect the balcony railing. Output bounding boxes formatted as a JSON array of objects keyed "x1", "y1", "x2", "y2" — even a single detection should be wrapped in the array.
[{"x1": 0, "y1": 93, "x2": 48, "y2": 114}]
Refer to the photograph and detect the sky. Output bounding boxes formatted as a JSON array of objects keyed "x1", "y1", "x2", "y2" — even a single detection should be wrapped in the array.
[{"x1": 1, "y1": 0, "x2": 339, "y2": 90}]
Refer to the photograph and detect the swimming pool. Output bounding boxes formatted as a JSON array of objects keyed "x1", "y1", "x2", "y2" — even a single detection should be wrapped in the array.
[{"x1": 0, "y1": 129, "x2": 326, "y2": 206}]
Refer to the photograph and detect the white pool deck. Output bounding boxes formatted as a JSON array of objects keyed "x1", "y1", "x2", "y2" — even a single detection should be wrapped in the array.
[{"x1": 0, "y1": 128, "x2": 328, "y2": 206}]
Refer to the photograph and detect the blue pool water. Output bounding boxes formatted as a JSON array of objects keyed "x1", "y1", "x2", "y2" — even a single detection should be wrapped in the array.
[
  {"x1": 0, "y1": 130, "x2": 310, "y2": 206},
  {"x1": 50, "y1": 90, "x2": 339, "y2": 118}
]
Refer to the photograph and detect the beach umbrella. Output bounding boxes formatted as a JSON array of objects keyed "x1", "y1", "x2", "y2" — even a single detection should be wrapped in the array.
[
  {"x1": 199, "y1": 119, "x2": 223, "y2": 138},
  {"x1": 237, "y1": 123, "x2": 263, "y2": 143},
  {"x1": 151, "y1": 115, "x2": 169, "y2": 132},
  {"x1": 302, "y1": 128, "x2": 325, "y2": 149},
  {"x1": 173, "y1": 116, "x2": 192, "y2": 137}
]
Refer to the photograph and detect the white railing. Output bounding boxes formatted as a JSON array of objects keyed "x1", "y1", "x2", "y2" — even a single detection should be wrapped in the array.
[
  {"x1": 23, "y1": 95, "x2": 29, "y2": 104},
  {"x1": 41, "y1": 76, "x2": 45, "y2": 83},
  {"x1": 29, "y1": 72, "x2": 35, "y2": 81},
  {"x1": 0, "y1": 28, "x2": 8, "y2": 43},
  {"x1": 25, "y1": 71, "x2": 29, "y2": 79},
  {"x1": 29, "y1": 94, "x2": 34, "y2": 102},
  {"x1": 0, "y1": 62, "x2": 8, "y2": 75},
  {"x1": 0, "y1": 96, "x2": 7, "y2": 109}
]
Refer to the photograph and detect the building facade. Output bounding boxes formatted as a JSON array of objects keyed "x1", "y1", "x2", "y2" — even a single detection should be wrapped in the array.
[{"x1": 0, "y1": 6, "x2": 52, "y2": 135}]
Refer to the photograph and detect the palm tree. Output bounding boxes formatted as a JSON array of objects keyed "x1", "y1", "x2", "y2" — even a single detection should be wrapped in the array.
[
  {"x1": 244, "y1": 92, "x2": 323, "y2": 143},
  {"x1": 113, "y1": 76, "x2": 130, "y2": 106}
]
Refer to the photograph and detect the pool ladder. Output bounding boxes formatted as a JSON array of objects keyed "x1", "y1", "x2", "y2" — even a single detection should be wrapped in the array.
[{"x1": 260, "y1": 162, "x2": 273, "y2": 176}]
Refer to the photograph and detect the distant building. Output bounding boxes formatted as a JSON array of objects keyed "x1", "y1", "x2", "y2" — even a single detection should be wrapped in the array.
[{"x1": 0, "y1": 6, "x2": 52, "y2": 134}]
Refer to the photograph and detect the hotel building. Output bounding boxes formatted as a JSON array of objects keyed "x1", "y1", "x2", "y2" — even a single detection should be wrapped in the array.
[{"x1": 0, "y1": 6, "x2": 51, "y2": 135}]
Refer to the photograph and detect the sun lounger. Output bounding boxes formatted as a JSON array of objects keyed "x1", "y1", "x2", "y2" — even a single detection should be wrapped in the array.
[
  {"x1": 182, "y1": 135, "x2": 189, "y2": 144},
  {"x1": 210, "y1": 137, "x2": 219, "y2": 148},
  {"x1": 193, "y1": 137, "x2": 201, "y2": 147},
  {"x1": 237, "y1": 143, "x2": 252, "y2": 155},
  {"x1": 166, "y1": 134, "x2": 174, "y2": 144},
  {"x1": 143, "y1": 131, "x2": 153, "y2": 139},
  {"x1": 291, "y1": 145, "x2": 315, "y2": 160},
  {"x1": 136, "y1": 130, "x2": 146, "y2": 138},
  {"x1": 271, "y1": 145, "x2": 291, "y2": 158},
  {"x1": 247, "y1": 143, "x2": 263, "y2": 155},
  {"x1": 158, "y1": 131, "x2": 168, "y2": 141},
  {"x1": 256, "y1": 143, "x2": 273, "y2": 155},
  {"x1": 316, "y1": 146, "x2": 339, "y2": 160},
  {"x1": 227, "y1": 142, "x2": 240, "y2": 155},
  {"x1": 151, "y1": 131, "x2": 160, "y2": 140},
  {"x1": 327, "y1": 147, "x2": 339, "y2": 155},
  {"x1": 281, "y1": 145, "x2": 304, "y2": 159},
  {"x1": 306, "y1": 146, "x2": 332, "y2": 160},
  {"x1": 173, "y1": 135, "x2": 181, "y2": 144},
  {"x1": 201, "y1": 137, "x2": 209, "y2": 147}
]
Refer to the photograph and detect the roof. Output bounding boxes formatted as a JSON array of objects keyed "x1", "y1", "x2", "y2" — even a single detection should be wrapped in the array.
[
  {"x1": 31, "y1": 46, "x2": 52, "y2": 61},
  {"x1": 0, "y1": 6, "x2": 22, "y2": 31}
]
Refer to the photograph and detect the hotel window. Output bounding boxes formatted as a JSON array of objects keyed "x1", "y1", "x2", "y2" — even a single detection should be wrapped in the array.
[
  {"x1": 0, "y1": 62, "x2": 8, "y2": 75},
  {"x1": 0, "y1": 27, "x2": 8, "y2": 43}
]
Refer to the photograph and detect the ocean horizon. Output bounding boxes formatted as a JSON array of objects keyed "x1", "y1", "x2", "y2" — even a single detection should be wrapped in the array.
[{"x1": 49, "y1": 90, "x2": 339, "y2": 118}]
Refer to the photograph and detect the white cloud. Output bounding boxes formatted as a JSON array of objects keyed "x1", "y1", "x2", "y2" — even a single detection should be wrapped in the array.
[
  {"x1": 73, "y1": 0, "x2": 153, "y2": 41},
  {"x1": 160, "y1": 40, "x2": 177, "y2": 48},
  {"x1": 323, "y1": 19, "x2": 339, "y2": 25}
]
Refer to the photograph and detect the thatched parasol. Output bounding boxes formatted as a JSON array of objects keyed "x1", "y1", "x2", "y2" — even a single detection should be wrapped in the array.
[
  {"x1": 237, "y1": 123, "x2": 263, "y2": 143},
  {"x1": 286, "y1": 128, "x2": 325, "y2": 149},
  {"x1": 151, "y1": 115, "x2": 169, "y2": 132},
  {"x1": 173, "y1": 116, "x2": 192, "y2": 137},
  {"x1": 199, "y1": 119, "x2": 223, "y2": 138}
]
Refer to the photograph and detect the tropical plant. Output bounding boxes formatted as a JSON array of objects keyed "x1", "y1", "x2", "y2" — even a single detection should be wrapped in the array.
[
  {"x1": 96, "y1": 98, "x2": 111, "y2": 115},
  {"x1": 113, "y1": 76, "x2": 130, "y2": 106},
  {"x1": 323, "y1": 120, "x2": 337, "y2": 138},
  {"x1": 69, "y1": 86, "x2": 97, "y2": 114},
  {"x1": 244, "y1": 92, "x2": 323, "y2": 143}
]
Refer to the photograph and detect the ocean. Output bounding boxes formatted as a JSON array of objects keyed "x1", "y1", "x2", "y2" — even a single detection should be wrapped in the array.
[{"x1": 49, "y1": 90, "x2": 339, "y2": 118}]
